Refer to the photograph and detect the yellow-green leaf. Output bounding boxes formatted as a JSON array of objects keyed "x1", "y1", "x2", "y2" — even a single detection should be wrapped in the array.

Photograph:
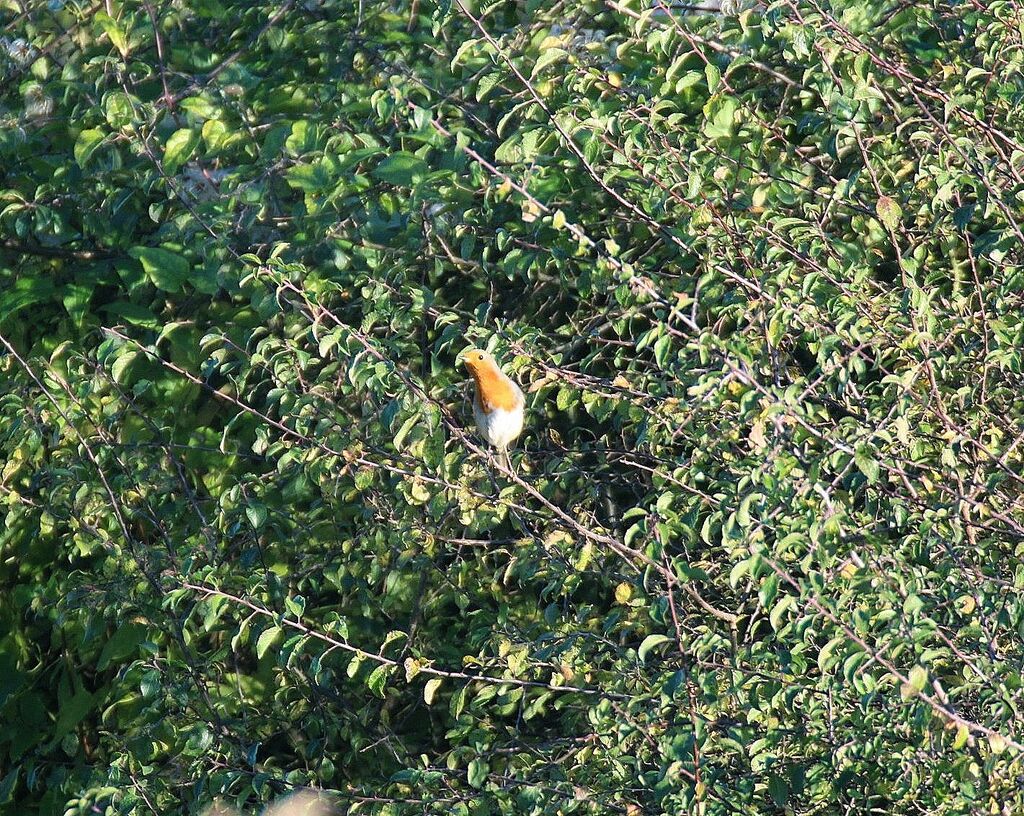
[
  {"x1": 424, "y1": 677, "x2": 443, "y2": 705},
  {"x1": 74, "y1": 129, "x2": 105, "y2": 168},
  {"x1": 164, "y1": 128, "x2": 201, "y2": 174}
]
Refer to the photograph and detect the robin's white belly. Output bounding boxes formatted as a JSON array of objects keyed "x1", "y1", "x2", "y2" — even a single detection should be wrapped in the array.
[{"x1": 473, "y1": 402, "x2": 524, "y2": 449}]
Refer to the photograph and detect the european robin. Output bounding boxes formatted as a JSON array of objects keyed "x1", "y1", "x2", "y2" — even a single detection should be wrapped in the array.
[{"x1": 460, "y1": 348, "x2": 525, "y2": 468}]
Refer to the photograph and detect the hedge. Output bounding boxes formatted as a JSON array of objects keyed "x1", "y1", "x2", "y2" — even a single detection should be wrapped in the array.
[{"x1": 1, "y1": 0, "x2": 1023, "y2": 814}]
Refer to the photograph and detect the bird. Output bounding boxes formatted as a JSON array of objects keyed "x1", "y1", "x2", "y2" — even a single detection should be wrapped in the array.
[{"x1": 460, "y1": 347, "x2": 525, "y2": 470}]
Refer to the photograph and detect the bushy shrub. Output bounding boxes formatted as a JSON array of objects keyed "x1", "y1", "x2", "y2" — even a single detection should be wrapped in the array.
[{"x1": 2, "y1": 1, "x2": 1023, "y2": 813}]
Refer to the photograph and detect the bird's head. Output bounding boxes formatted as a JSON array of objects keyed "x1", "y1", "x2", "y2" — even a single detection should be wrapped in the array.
[{"x1": 460, "y1": 347, "x2": 497, "y2": 375}]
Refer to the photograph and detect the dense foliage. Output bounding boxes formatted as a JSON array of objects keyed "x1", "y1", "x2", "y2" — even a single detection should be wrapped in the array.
[{"x1": 2, "y1": 0, "x2": 1024, "y2": 813}]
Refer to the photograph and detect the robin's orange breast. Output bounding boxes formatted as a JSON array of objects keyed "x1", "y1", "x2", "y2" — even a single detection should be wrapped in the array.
[{"x1": 472, "y1": 367, "x2": 522, "y2": 413}]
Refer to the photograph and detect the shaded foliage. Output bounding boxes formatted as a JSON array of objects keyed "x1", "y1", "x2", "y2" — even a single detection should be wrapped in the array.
[{"x1": 1, "y1": 0, "x2": 1023, "y2": 814}]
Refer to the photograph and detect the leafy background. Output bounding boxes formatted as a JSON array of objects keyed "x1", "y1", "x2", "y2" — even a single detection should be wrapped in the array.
[{"x1": 2, "y1": 0, "x2": 1023, "y2": 814}]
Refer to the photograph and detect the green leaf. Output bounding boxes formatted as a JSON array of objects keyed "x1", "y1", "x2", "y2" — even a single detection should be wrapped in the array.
[
  {"x1": 95, "y1": 11, "x2": 129, "y2": 57},
  {"x1": 705, "y1": 62, "x2": 721, "y2": 93},
  {"x1": 676, "y1": 71, "x2": 703, "y2": 92},
  {"x1": 285, "y1": 162, "x2": 332, "y2": 193},
  {"x1": 201, "y1": 119, "x2": 229, "y2": 151},
  {"x1": 52, "y1": 689, "x2": 94, "y2": 742},
  {"x1": 467, "y1": 758, "x2": 488, "y2": 788},
  {"x1": 704, "y1": 96, "x2": 739, "y2": 140},
  {"x1": 854, "y1": 444, "x2": 880, "y2": 483},
  {"x1": 0, "y1": 767, "x2": 18, "y2": 805},
  {"x1": 74, "y1": 129, "x2": 106, "y2": 168},
  {"x1": 450, "y1": 684, "x2": 468, "y2": 719},
  {"x1": 163, "y1": 128, "x2": 201, "y2": 174},
  {"x1": 326, "y1": 613, "x2": 349, "y2": 641},
  {"x1": 907, "y1": 665, "x2": 927, "y2": 692},
  {"x1": 285, "y1": 595, "x2": 305, "y2": 618},
  {"x1": 346, "y1": 654, "x2": 364, "y2": 678},
  {"x1": 103, "y1": 92, "x2": 136, "y2": 128},
  {"x1": 768, "y1": 773, "x2": 789, "y2": 807},
  {"x1": 903, "y1": 593, "x2": 925, "y2": 616},
  {"x1": 256, "y1": 627, "x2": 282, "y2": 660},
  {"x1": 475, "y1": 73, "x2": 501, "y2": 102},
  {"x1": 897, "y1": 663, "x2": 929, "y2": 700},
  {"x1": 128, "y1": 246, "x2": 190, "y2": 292},
  {"x1": 729, "y1": 559, "x2": 750, "y2": 588},
  {"x1": 180, "y1": 95, "x2": 219, "y2": 119},
  {"x1": 759, "y1": 573, "x2": 779, "y2": 608},
  {"x1": 817, "y1": 635, "x2": 845, "y2": 674},
  {"x1": 285, "y1": 120, "x2": 317, "y2": 155},
  {"x1": 393, "y1": 413, "x2": 420, "y2": 450},
  {"x1": 367, "y1": 664, "x2": 390, "y2": 698},
  {"x1": 531, "y1": 47, "x2": 568, "y2": 78},
  {"x1": 97, "y1": 623, "x2": 147, "y2": 670},
  {"x1": 638, "y1": 634, "x2": 673, "y2": 662},
  {"x1": 0, "y1": 278, "x2": 56, "y2": 325},
  {"x1": 101, "y1": 301, "x2": 160, "y2": 328},
  {"x1": 140, "y1": 671, "x2": 160, "y2": 700},
  {"x1": 450, "y1": 37, "x2": 481, "y2": 68},
  {"x1": 111, "y1": 350, "x2": 139, "y2": 385},
  {"x1": 769, "y1": 595, "x2": 796, "y2": 631},
  {"x1": 246, "y1": 503, "x2": 268, "y2": 529},
  {"x1": 372, "y1": 152, "x2": 428, "y2": 186},
  {"x1": 654, "y1": 335, "x2": 672, "y2": 367},
  {"x1": 62, "y1": 283, "x2": 94, "y2": 329},
  {"x1": 674, "y1": 561, "x2": 710, "y2": 583}
]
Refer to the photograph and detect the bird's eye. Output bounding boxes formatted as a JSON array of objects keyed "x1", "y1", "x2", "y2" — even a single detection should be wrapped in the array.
[{"x1": 478, "y1": 353, "x2": 485, "y2": 360}]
